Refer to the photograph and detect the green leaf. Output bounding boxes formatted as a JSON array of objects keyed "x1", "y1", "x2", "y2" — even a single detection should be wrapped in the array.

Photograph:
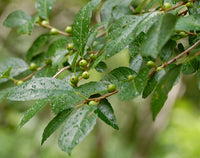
[
  {"x1": 0, "y1": 88, "x2": 10, "y2": 103},
  {"x1": 95, "y1": 99, "x2": 119, "y2": 130},
  {"x1": 18, "y1": 99, "x2": 48, "y2": 128},
  {"x1": 182, "y1": 59, "x2": 199, "y2": 75},
  {"x1": 72, "y1": 0, "x2": 101, "y2": 70},
  {"x1": 35, "y1": 0, "x2": 55, "y2": 20},
  {"x1": 0, "y1": 57, "x2": 28, "y2": 83},
  {"x1": 142, "y1": 69, "x2": 166, "y2": 98},
  {"x1": 198, "y1": 70, "x2": 200, "y2": 90},
  {"x1": 129, "y1": 54, "x2": 143, "y2": 74},
  {"x1": 41, "y1": 108, "x2": 73, "y2": 145},
  {"x1": 3, "y1": 10, "x2": 31, "y2": 27},
  {"x1": 7, "y1": 77, "x2": 73, "y2": 101},
  {"x1": 58, "y1": 105, "x2": 97, "y2": 154},
  {"x1": 0, "y1": 67, "x2": 12, "y2": 79},
  {"x1": 159, "y1": 40, "x2": 176, "y2": 61},
  {"x1": 188, "y1": 1, "x2": 200, "y2": 15},
  {"x1": 26, "y1": 34, "x2": 50, "y2": 62},
  {"x1": 141, "y1": 13, "x2": 177, "y2": 58},
  {"x1": 17, "y1": 16, "x2": 38, "y2": 35},
  {"x1": 175, "y1": 15, "x2": 200, "y2": 31},
  {"x1": 95, "y1": 61, "x2": 107, "y2": 73},
  {"x1": 151, "y1": 65, "x2": 181, "y2": 120}
]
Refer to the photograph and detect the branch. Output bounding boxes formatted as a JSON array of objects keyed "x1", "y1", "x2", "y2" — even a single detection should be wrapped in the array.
[
  {"x1": 40, "y1": 24, "x2": 71, "y2": 37},
  {"x1": 164, "y1": 1, "x2": 186, "y2": 12},
  {"x1": 53, "y1": 65, "x2": 71, "y2": 78}
]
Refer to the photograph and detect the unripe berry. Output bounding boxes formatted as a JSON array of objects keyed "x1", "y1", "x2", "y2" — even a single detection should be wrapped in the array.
[
  {"x1": 127, "y1": 75, "x2": 135, "y2": 81},
  {"x1": 163, "y1": 2, "x2": 172, "y2": 9},
  {"x1": 50, "y1": 28, "x2": 58, "y2": 35},
  {"x1": 35, "y1": 17, "x2": 41, "y2": 23},
  {"x1": 70, "y1": 75, "x2": 78, "y2": 84},
  {"x1": 45, "y1": 58, "x2": 52, "y2": 65},
  {"x1": 16, "y1": 80, "x2": 24, "y2": 85},
  {"x1": 88, "y1": 100, "x2": 99, "y2": 106},
  {"x1": 156, "y1": 67, "x2": 163, "y2": 72},
  {"x1": 41, "y1": 20, "x2": 49, "y2": 26},
  {"x1": 79, "y1": 59, "x2": 88, "y2": 67},
  {"x1": 82, "y1": 71, "x2": 90, "y2": 79},
  {"x1": 69, "y1": 81, "x2": 76, "y2": 88},
  {"x1": 66, "y1": 43, "x2": 74, "y2": 50},
  {"x1": 65, "y1": 26, "x2": 72, "y2": 33},
  {"x1": 29, "y1": 63, "x2": 38, "y2": 71},
  {"x1": 90, "y1": 54, "x2": 97, "y2": 60},
  {"x1": 107, "y1": 84, "x2": 116, "y2": 93},
  {"x1": 179, "y1": 31, "x2": 187, "y2": 37},
  {"x1": 146, "y1": 61, "x2": 156, "y2": 68},
  {"x1": 186, "y1": 2, "x2": 194, "y2": 8}
]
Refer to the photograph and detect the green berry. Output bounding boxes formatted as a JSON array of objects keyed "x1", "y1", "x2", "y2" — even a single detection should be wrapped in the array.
[
  {"x1": 69, "y1": 81, "x2": 76, "y2": 88},
  {"x1": 88, "y1": 100, "x2": 99, "y2": 106},
  {"x1": 146, "y1": 61, "x2": 156, "y2": 68},
  {"x1": 127, "y1": 75, "x2": 135, "y2": 81},
  {"x1": 29, "y1": 63, "x2": 38, "y2": 71},
  {"x1": 35, "y1": 17, "x2": 41, "y2": 23},
  {"x1": 163, "y1": 2, "x2": 172, "y2": 9},
  {"x1": 67, "y1": 43, "x2": 74, "y2": 50},
  {"x1": 179, "y1": 31, "x2": 187, "y2": 37},
  {"x1": 79, "y1": 59, "x2": 88, "y2": 67},
  {"x1": 156, "y1": 67, "x2": 163, "y2": 72},
  {"x1": 41, "y1": 20, "x2": 49, "y2": 26},
  {"x1": 186, "y1": 2, "x2": 193, "y2": 8},
  {"x1": 16, "y1": 80, "x2": 24, "y2": 85},
  {"x1": 82, "y1": 71, "x2": 90, "y2": 79},
  {"x1": 70, "y1": 75, "x2": 78, "y2": 84},
  {"x1": 45, "y1": 59, "x2": 52, "y2": 65},
  {"x1": 107, "y1": 84, "x2": 116, "y2": 93},
  {"x1": 50, "y1": 28, "x2": 58, "y2": 35},
  {"x1": 65, "y1": 26, "x2": 72, "y2": 33},
  {"x1": 90, "y1": 54, "x2": 97, "y2": 60}
]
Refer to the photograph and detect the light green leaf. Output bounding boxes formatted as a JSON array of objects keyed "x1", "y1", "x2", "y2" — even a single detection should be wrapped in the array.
[
  {"x1": 175, "y1": 15, "x2": 200, "y2": 31},
  {"x1": 0, "y1": 67, "x2": 12, "y2": 79},
  {"x1": 151, "y1": 65, "x2": 181, "y2": 120},
  {"x1": 7, "y1": 77, "x2": 73, "y2": 101},
  {"x1": 26, "y1": 34, "x2": 50, "y2": 62},
  {"x1": 18, "y1": 99, "x2": 48, "y2": 128},
  {"x1": 58, "y1": 105, "x2": 97, "y2": 154},
  {"x1": 41, "y1": 108, "x2": 73, "y2": 145},
  {"x1": 3, "y1": 10, "x2": 31, "y2": 27},
  {"x1": 35, "y1": 0, "x2": 55, "y2": 20},
  {"x1": 141, "y1": 13, "x2": 177, "y2": 58},
  {"x1": 95, "y1": 99, "x2": 119, "y2": 130}
]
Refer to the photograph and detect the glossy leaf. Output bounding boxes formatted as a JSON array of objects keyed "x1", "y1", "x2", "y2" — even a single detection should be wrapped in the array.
[
  {"x1": 7, "y1": 77, "x2": 73, "y2": 101},
  {"x1": 58, "y1": 105, "x2": 97, "y2": 154},
  {"x1": 151, "y1": 65, "x2": 181, "y2": 120},
  {"x1": 95, "y1": 61, "x2": 107, "y2": 73},
  {"x1": 41, "y1": 108, "x2": 73, "y2": 145},
  {"x1": 182, "y1": 59, "x2": 199, "y2": 75},
  {"x1": 188, "y1": 1, "x2": 200, "y2": 15},
  {"x1": 159, "y1": 40, "x2": 176, "y2": 61},
  {"x1": 95, "y1": 99, "x2": 119, "y2": 130},
  {"x1": 18, "y1": 99, "x2": 48, "y2": 128},
  {"x1": 3, "y1": 10, "x2": 31, "y2": 27},
  {"x1": 141, "y1": 13, "x2": 177, "y2": 58},
  {"x1": 35, "y1": 0, "x2": 55, "y2": 20},
  {"x1": 26, "y1": 34, "x2": 50, "y2": 62},
  {"x1": 129, "y1": 54, "x2": 143, "y2": 74}
]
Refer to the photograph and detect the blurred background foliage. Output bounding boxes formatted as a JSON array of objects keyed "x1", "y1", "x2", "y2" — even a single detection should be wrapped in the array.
[{"x1": 0, "y1": 0, "x2": 200, "y2": 158}]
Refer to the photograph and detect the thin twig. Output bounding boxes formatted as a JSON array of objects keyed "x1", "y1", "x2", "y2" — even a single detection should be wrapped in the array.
[
  {"x1": 21, "y1": 65, "x2": 47, "y2": 82},
  {"x1": 178, "y1": 10, "x2": 188, "y2": 16},
  {"x1": 40, "y1": 24, "x2": 71, "y2": 37},
  {"x1": 96, "y1": 32, "x2": 106, "y2": 38},
  {"x1": 164, "y1": 1, "x2": 186, "y2": 12},
  {"x1": 149, "y1": 39, "x2": 200, "y2": 77},
  {"x1": 53, "y1": 65, "x2": 71, "y2": 78}
]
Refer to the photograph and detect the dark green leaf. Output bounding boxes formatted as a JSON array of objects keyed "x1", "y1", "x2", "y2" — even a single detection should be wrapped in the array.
[
  {"x1": 182, "y1": 59, "x2": 199, "y2": 75},
  {"x1": 18, "y1": 99, "x2": 48, "y2": 128},
  {"x1": 41, "y1": 108, "x2": 73, "y2": 145},
  {"x1": 129, "y1": 54, "x2": 143, "y2": 73},
  {"x1": 198, "y1": 70, "x2": 200, "y2": 90},
  {"x1": 175, "y1": 15, "x2": 200, "y2": 31},
  {"x1": 159, "y1": 40, "x2": 176, "y2": 61},
  {"x1": 95, "y1": 99, "x2": 119, "y2": 130},
  {"x1": 3, "y1": 10, "x2": 31, "y2": 27},
  {"x1": 151, "y1": 65, "x2": 181, "y2": 120},
  {"x1": 188, "y1": 1, "x2": 200, "y2": 15},
  {"x1": 58, "y1": 105, "x2": 97, "y2": 154},
  {"x1": 35, "y1": 0, "x2": 55, "y2": 20},
  {"x1": 95, "y1": 61, "x2": 107, "y2": 73},
  {"x1": 141, "y1": 13, "x2": 177, "y2": 58},
  {"x1": 7, "y1": 77, "x2": 73, "y2": 101},
  {"x1": 26, "y1": 34, "x2": 50, "y2": 62}
]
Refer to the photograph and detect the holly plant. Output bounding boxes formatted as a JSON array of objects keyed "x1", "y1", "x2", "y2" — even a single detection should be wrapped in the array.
[{"x1": 1, "y1": 0, "x2": 200, "y2": 155}]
